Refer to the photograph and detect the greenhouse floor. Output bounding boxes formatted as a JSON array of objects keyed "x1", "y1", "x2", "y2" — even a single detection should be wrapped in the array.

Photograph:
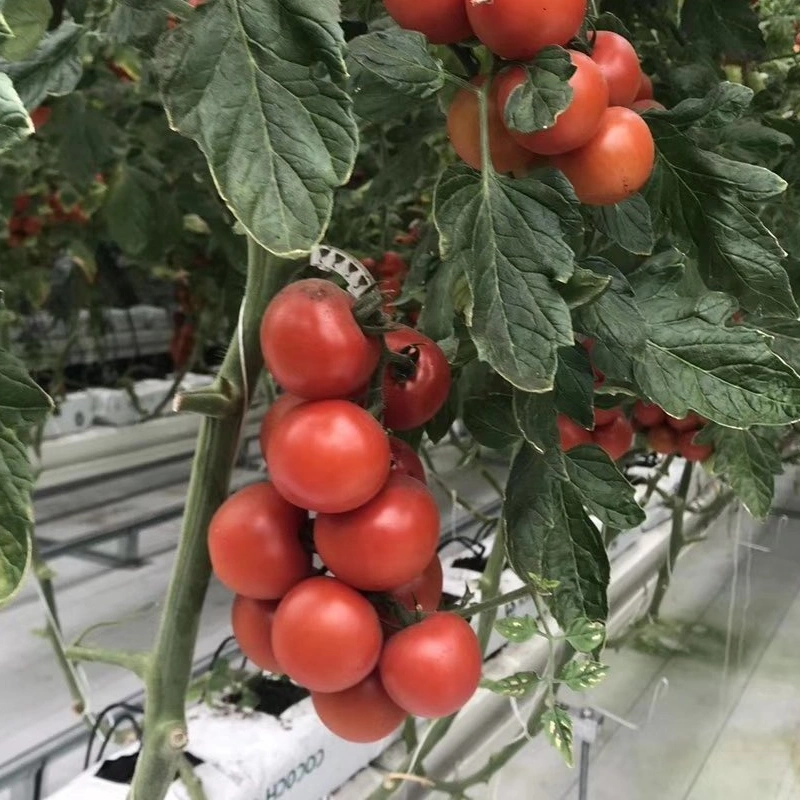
[{"x1": 461, "y1": 497, "x2": 800, "y2": 800}]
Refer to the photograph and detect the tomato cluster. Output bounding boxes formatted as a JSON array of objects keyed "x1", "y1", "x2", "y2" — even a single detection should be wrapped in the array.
[
  {"x1": 209, "y1": 277, "x2": 479, "y2": 742},
  {"x1": 362, "y1": 251, "x2": 409, "y2": 316},
  {"x1": 633, "y1": 402, "x2": 713, "y2": 463},
  {"x1": 7, "y1": 192, "x2": 89, "y2": 248},
  {"x1": 385, "y1": 0, "x2": 660, "y2": 204},
  {"x1": 558, "y1": 407, "x2": 635, "y2": 461}
]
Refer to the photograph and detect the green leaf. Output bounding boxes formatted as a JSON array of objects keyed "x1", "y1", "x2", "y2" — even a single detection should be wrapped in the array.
[
  {"x1": 696, "y1": 426, "x2": 781, "y2": 518},
  {"x1": 481, "y1": 671, "x2": 542, "y2": 697},
  {"x1": 554, "y1": 346, "x2": 594, "y2": 429},
  {"x1": 648, "y1": 90, "x2": 794, "y2": 317},
  {"x1": 107, "y1": 4, "x2": 170, "y2": 51},
  {"x1": 504, "y1": 445, "x2": 609, "y2": 629},
  {"x1": 0, "y1": 348, "x2": 52, "y2": 429},
  {"x1": 0, "y1": 72, "x2": 30, "y2": 153},
  {"x1": 0, "y1": 425, "x2": 33, "y2": 606},
  {"x1": 347, "y1": 30, "x2": 443, "y2": 98},
  {"x1": 542, "y1": 707, "x2": 574, "y2": 767},
  {"x1": 559, "y1": 265, "x2": 611, "y2": 310},
  {"x1": 589, "y1": 195, "x2": 654, "y2": 255},
  {"x1": 512, "y1": 389, "x2": 565, "y2": 474},
  {"x1": 434, "y1": 165, "x2": 580, "y2": 391},
  {"x1": 463, "y1": 387, "x2": 520, "y2": 450},
  {"x1": 680, "y1": 0, "x2": 765, "y2": 61},
  {"x1": 494, "y1": 615, "x2": 540, "y2": 643},
  {"x1": 501, "y1": 46, "x2": 575, "y2": 134},
  {"x1": 1, "y1": 20, "x2": 83, "y2": 110},
  {"x1": 746, "y1": 317, "x2": 800, "y2": 371},
  {"x1": 565, "y1": 445, "x2": 646, "y2": 529},
  {"x1": 565, "y1": 617, "x2": 606, "y2": 653},
  {"x1": 633, "y1": 284, "x2": 800, "y2": 427},
  {"x1": 157, "y1": 0, "x2": 358, "y2": 257},
  {"x1": 653, "y1": 81, "x2": 753, "y2": 131},
  {"x1": 0, "y1": 0, "x2": 50, "y2": 61},
  {"x1": 558, "y1": 658, "x2": 609, "y2": 691}
]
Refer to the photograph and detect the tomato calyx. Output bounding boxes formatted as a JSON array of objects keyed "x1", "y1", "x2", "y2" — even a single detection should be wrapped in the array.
[{"x1": 387, "y1": 345, "x2": 419, "y2": 384}]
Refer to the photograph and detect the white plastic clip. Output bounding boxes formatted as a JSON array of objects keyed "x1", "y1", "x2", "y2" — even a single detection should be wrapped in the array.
[{"x1": 310, "y1": 245, "x2": 375, "y2": 298}]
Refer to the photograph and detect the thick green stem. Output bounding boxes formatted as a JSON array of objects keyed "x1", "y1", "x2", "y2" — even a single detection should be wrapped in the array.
[
  {"x1": 129, "y1": 242, "x2": 292, "y2": 800},
  {"x1": 476, "y1": 524, "x2": 506, "y2": 651}
]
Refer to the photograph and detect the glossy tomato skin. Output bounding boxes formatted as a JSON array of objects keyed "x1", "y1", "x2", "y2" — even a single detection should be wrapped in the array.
[
  {"x1": 666, "y1": 412, "x2": 705, "y2": 432},
  {"x1": 593, "y1": 414, "x2": 634, "y2": 461},
  {"x1": 380, "y1": 612, "x2": 482, "y2": 718},
  {"x1": 260, "y1": 279, "x2": 380, "y2": 401},
  {"x1": 384, "y1": 0, "x2": 472, "y2": 44},
  {"x1": 311, "y1": 672, "x2": 407, "y2": 743},
  {"x1": 466, "y1": 0, "x2": 587, "y2": 61},
  {"x1": 636, "y1": 73, "x2": 654, "y2": 101},
  {"x1": 259, "y1": 394, "x2": 305, "y2": 460},
  {"x1": 208, "y1": 482, "x2": 309, "y2": 599},
  {"x1": 591, "y1": 31, "x2": 641, "y2": 107},
  {"x1": 553, "y1": 106, "x2": 655, "y2": 206},
  {"x1": 389, "y1": 436, "x2": 427, "y2": 484},
  {"x1": 390, "y1": 555, "x2": 444, "y2": 613},
  {"x1": 447, "y1": 78, "x2": 541, "y2": 175},
  {"x1": 231, "y1": 595, "x2": 282, "y2": 673},
  {"x1": 315, "y1": 474, "x2": 440, "y2": 591},
  {"x1": 267, "y1": 400, "x2": 391, "y2": 513},
  {"x1": 272, "y1": 577, "x2": 383, "y2": 692},
  {"x1": 631, "y1": 99, "x2": 666, "y2": 112},
  {"x1": 496, "y1": 52, "x2": 609, "y2": 156},
  {"x1": 647, "y1": 425, "x2": 678, "y2": 455},
  {"x1": 594, "y1": 407, "x2": 622, "y2": 427},
  {"x1": 558, "y1": 415, "x2": 592, "y2": 451},
  {"x1": 383, "y1": 326, "x2": 452, "y2": 430},
  {"x1": 634, "y1": 400, "x2": 666, "y2": 428},
  {"x1": 678, "y1": 430, "x2": 713, "y2": 462}
]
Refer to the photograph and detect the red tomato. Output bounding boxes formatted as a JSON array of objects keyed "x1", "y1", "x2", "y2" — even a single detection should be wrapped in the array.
[
  {"x1": 678, "y1": 430, "x2": 713, "y2": 463},
  {"x1": 552, "y1": 106, "x2": 655, "y2": 206},
  {"x1": 311, "y1": 672, "x2": 407, "y2": 743},
  {"x1": 590, "y1": 31, "x2": 642, "y2": 107},
  {"x1": 378, "y1": 251, "x2": 409, "y2": 281},
  {"x1": 647, "y1": 425, "x2": 678, "y2": 455},
  {"x1": 666, "y1": 412, "x2": 704, "y2": 432},
  {"x1": 593, "y1": 414, "x2": 634, "y2": 460},
  {"x1": 389, "y1": 436, "x2": 427, "y2": 484},
  {"x1": 208, "y1": 482, "x2": 310, "y2": 599},
  {"x1": 594, "y1": 407, "x2": 622, "y2": 427},
  {"x1": 633, "y1": 400, "x2": 665, "y2": 428},
  {"x1": 30, "y1": 106, "x2": 52, "y2": 131},
  {"x1": 558, "y1": 415, "x2": 592, "y2": 451},
  {"x1": 390, "y1": 556, "x2": 444, "y2": 613},
  {"x1": 466, "y1": 0, "x2": 587, "y2": 61},
  {"x1": 259, "y1": 394, "x2": 305, "y2": 460},
  {"x1": 496, "y1": 52, "x2": 609, "y2": 156},
  {"x1": 260, "y1": 279, "x2": 381, "y2": 400},
  {"x1": 447, "y1": 77, "x2": 541, "y2": 175},
  {"x1": 272, "y1": 577, "x2": 383, "y2": 692},
  {"x1": 631, "y1": 99, "x2": 666, "y2": 112},
  {"x1": 231, "y1": 595, "x2": 282, "y2": 673},
  {"x1": 636, "y1": 73, "x2": 654, "y2": 101},
  {"x1": 13, "y1": 195, "x2": 31, "y2": 214},
  {"x1": 383, "y1": 326, "x2": 452, "y2": 430},
  {"x1": 379, "y1": 613, "x2": 482, "y2": 717},
  {"x1": 267, "y1": 400, "x2": 390, "y2": 513},
  {"x1": 170, "y1": 322, "x2": 195, "y2": 370},
  {"x1": 315, "y1": 474, "x2": 440, "y2": 591},
  {"x1": 384, "y1": 0, "x2": 472, "y2": 44},
  {"x1": 21, "y1": 217, "x2": 43, "y2": 236}
]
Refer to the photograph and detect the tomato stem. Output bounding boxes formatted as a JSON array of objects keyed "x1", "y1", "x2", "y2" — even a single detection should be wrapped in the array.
[
  {"x1": 65, "y1": 644, "x2": 150, "y2": 677},
  {"x1": 173, "y1": 381, "x2": 241, "y2": 418}
]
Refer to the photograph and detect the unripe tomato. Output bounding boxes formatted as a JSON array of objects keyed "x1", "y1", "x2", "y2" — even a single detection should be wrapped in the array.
[
  {"x1": 552, "y1": 106, "x2": 655, "y2": 206},
  {"x1": 631, "y1": 99, "x2": 666, "y2": 112},
  {"x1": 383, "y1": 326, "x2": 452, "y2": 430},
  {"x1": 208, "y1": 482, "x2": 310, "y2": 599},
  {"x1": 267, "y1": 400, "x2": 391, "y2": 513},
  {"x1": 636, "y1": 73, "x2": 654, "y2": 101},
  {"x1": 593, "y1": 414, "x2": 634, "y2": 460},
  {"x1": 678, "y1": 430, "x2": 713, "y2": 463},
  {"x1": 315, "y1": 474, "x2": 440, "y2": 591},
  {"x1": 379, "y1": 612, "x2": 482, "y2": 718},
  {"x1": 590, "y1": 31, "x2": 642, "y2": 107},
  {"x1": 466, "y1": 0, "x2": 587, "y2": 61},
  {"x1": 231, "y1": 596, "x2": 282, "y2": 673},
  {"x1": 384, "y1": 0, "x2": 472, "y2": 44},
  {"x1": 633, "y1": 400, "x2": 665, "y2": 428},
  {"x1": 390, "y1": 555, "x2": 444, "y2": 613},
  {"x1": 666, "y1": 412, "x2": 704, "y2": 432},
  {"x1": 447, "y1": 77, "x2": 541, "y2": 175},
  {"x1": 311, "y1": 672, "x2": 407, "y2": 743},
  {"x1": 259, "y1": 393, "x2": 305, "y2": 459},
  {"x1": 647, "y1": 425, "x2": 678, "y2": 455},
  {"x1": 260, "y1": 279, "x2": 380, "y2": 401},
  {"x1": 272, "y1": 577, "x2": 383, "y2": 692},
  {"x1": 594, "y1": 406, "x2": 622, "y2": 427},
  {"x1": 496, "y1": 52, "x2": 609, "y2": 156},
  {"x1": 389, "y1": 436, "x2": 427, "y2": 484},
  {"x1": 558, "y1": 414, "x2": 592, "y2": 451}
]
